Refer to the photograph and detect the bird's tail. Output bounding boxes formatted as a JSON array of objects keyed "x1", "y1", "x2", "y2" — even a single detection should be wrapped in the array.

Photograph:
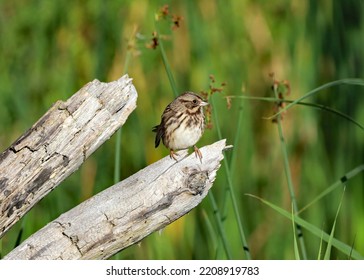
[{"x1": 152, "y1": 125, "x2": 162, "y2": 148}]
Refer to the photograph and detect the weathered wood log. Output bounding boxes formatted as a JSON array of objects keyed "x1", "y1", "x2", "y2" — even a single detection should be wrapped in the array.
[
  {"x1": 4, "y1": 140, "x2": 228, "y2": 260},
  {"x1": 0, "y1": 75, "x2": 137, "y2": 238}
]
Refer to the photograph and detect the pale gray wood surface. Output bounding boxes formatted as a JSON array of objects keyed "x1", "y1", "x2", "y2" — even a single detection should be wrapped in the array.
[
  {"x1": 0, "y1": 75, "x2": 137, "y2": 238},
  {"x1": 4, "y1": 140, "x2": 228, "y2": 260}
]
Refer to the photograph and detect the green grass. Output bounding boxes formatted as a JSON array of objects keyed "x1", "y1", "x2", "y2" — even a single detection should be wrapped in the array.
[
  {"x1": 272, "y1": 78, "x2": 307, "y2": 259},
  {"x1": 0, "y1": 0, "x2": 363, "y2": 260}
]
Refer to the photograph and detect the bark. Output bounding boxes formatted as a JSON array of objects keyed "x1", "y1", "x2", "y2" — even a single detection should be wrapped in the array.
[
  {"x1": 0, "y1": 75, "x2": 137, "y2": 238},
  {"x1": 4, "y1": 140, "x2": 228, "y2": 260}
]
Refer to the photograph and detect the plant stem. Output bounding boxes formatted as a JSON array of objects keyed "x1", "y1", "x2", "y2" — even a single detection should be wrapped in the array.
[
  {"x1": 155, "y1": 23, "x2": 178, "y2": 97},
  {"x1": 208, "y1": 192, "x2": 233, "y2": 259},
  {"x1": 113, "y1": 44, "x2": 133, "y2": 184},
  {"x1": 272, "y1": 86, "x2": 308, "y2": 259},
  {"x1": 211, "y1": 95, "x2": 251, "y2": 259}
]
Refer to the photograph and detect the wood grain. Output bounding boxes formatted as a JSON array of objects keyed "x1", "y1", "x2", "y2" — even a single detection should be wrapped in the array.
[
  {"x1": 0, "y1": 75, "x2": 137, "y2": 238},
  {"x1": 4, "y1": 140, "x2": 228, "y2": 260}
]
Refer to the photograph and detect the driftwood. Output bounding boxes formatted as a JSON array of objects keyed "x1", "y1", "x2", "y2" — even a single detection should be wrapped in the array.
[
  {"x1": 0, "y1": 73, "x2": 227, "y2": 260},
  {"x1": 0, "y1": 75, "x2": 137, "y2": 238},
  {"x1": 4, "y1": 140, "x2": 228, "y2": 260}
]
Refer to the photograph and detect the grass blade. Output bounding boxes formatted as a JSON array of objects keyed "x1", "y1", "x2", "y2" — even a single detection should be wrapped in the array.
[
  {"x1": 111, "y1": 31, "x2": 134, "y2": 260},
  {"x1": 155, "y1": 22, "x2": 178, "y2": 97},
  {"x1": 324, "y1": 187, "x2": 345, "y2": 260},
  {"x1": 201, "y1": 210, "x2": 219, "y2": 259},
  {"x1": 208, "y1": 192, "x2": 232, "y2": 259},
  {"x1": 229, "y1": 96, "x2": 364, "y2": 131},
  {"x1": 211, "y1": 95, "x2": 251, "y2": 259},
  {"x1": 247, "y1": 194, "x2": 363, "y2": 259},
  {"x1": 113, "y1": 29, "x2": 134, "y2": 184},
  {"x1": 299, "y1": 165, "x2": 364, "y2": 213},
  {"x1": 268, "y1": 78, "x2": 364, "y2": 120},
  {"x1": 317, "y1": 228, "x2": 324, "y2": 260},
  {"x1": 272, "y1": 83, "x2": 307, "y2": 259},
  {"x1": 291, "y1": 204, "x2": 300, "y2": 260}
]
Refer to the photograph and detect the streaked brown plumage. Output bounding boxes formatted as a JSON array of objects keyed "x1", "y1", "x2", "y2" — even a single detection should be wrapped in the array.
[{"x1": 152, "y1": 92, "x2": 208, "y2": 161}]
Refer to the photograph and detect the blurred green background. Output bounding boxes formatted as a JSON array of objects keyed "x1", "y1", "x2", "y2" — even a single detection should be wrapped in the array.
[{"x1": 0, "y1": 0, "x2": 363, "y2": 259}]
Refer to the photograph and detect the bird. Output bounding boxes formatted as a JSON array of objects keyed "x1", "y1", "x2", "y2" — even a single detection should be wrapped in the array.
[{"x1": 152, "y1": 92, "x2": 208, "y2": 162}]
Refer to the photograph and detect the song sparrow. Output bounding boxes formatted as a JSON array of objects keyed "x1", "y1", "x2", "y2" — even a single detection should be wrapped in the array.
[{"x1": 153, "y1": 92, "x2": 208, "y2": 161}]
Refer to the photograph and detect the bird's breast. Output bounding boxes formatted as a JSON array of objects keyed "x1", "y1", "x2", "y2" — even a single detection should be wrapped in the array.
[{"x1": 164, "y1": 114, "x2": 204, "y2": 150}]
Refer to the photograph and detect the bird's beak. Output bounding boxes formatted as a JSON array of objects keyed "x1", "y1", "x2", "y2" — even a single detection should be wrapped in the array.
[{"x1": 200, "y1": 101, "x2": 209, "y2": 107}]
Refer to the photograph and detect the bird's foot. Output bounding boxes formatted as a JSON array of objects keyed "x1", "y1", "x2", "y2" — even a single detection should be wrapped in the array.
[
  {"x1": 193, "y1": 145, "x2": 203, "y2": 163},
  {"x1": 169, "y1": 150, "x2": 179, "y2": 161}
]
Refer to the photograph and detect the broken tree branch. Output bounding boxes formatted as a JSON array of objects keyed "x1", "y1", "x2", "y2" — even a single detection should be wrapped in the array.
[
  {"x1": 0, "y1": 75, "x2": 137, "y2": 238},
  {"x1": 4, "y1": 140, "x2": 228, "y2": 260}
]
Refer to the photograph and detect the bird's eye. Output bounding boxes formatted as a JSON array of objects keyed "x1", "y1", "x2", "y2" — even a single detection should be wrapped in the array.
[{"x1": 192, "y1": 99, "x2": 197, "y2": 104}]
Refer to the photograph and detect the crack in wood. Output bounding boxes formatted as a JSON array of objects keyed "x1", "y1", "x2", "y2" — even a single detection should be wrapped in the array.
[
  {"x1": 103, "y1": 212, "x2": 117, "y2": 227},
  {"x1": 57, "y1": 103, "x2": 73, "y2": 116},
  {"x1": 42, "y1": 151, "x2": 70, "y2": 167},
  {"x1": 115, "y1": 103, "x2": 126, "y2": 114},
  {"x1": 82, "y1": 146, "x2": 88, "y2": 162},
  {"x1": 0, "y1": 178, "x2": 8, "y2": 192},
  {"x1": 29, "y1": 242, "x2": 52, "y2": 260},
  {"x1": 83, "y1": 232, "x2": 115, "y2": 256},
  {"x1": 10, "y1": 145, "x2": 37, "y2": 154},
  {"x1": 3, "y1": 137, "x2": 226, "y2": 259},
  {"x1": 0, "y1": 149, "x2": 11, "y2": 164},
  {"x1": 4, "y1": 168, "x2": 53, "y2": 217},
  {"x1": 136, "y1": 191, "x2": 178, "y2": 221},
  {"x1": 54, "y1": 221, "x2": 83, "y2": 257}
]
